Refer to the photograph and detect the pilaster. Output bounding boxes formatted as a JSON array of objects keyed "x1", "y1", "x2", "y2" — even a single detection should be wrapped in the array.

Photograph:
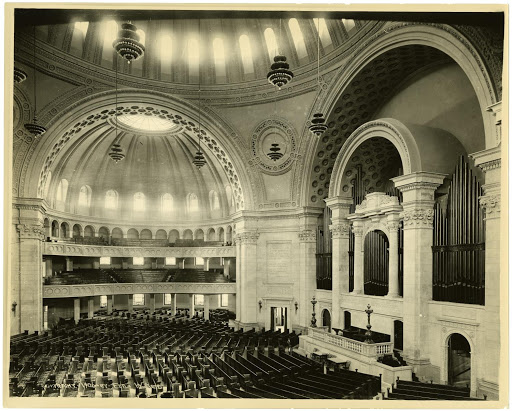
[{"x1": 235, "y1": 230, "x2": 260, "y2": 325}]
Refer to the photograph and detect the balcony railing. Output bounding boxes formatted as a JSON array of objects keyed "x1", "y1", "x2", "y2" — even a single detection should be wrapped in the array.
[{"x1": 309, "y1": 327, "x2": 393, "y2": 358}]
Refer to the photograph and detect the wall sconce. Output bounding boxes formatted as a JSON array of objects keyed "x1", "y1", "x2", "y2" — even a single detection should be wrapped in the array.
[
  {"x1": 12, "y1": 301, "x2": 17, "y2": 314},
  {"x1": 258, "y1": 300, "x2": 263, "y2": 312},
  {"x1": 294, "y1": 302, "x2": 299, "y2": 312}
]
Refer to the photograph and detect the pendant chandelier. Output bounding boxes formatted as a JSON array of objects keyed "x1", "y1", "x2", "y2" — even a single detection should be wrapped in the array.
[
  {"x1": 192, "y1": 19, "x2": 206, "y2": 169},
  {"x1": 24, "y1": 26, "x2": 46, "y2": 138},
  {"x1": 308, "y1": 18, "x2": 328, "y2": 137},
  {"x1": 14, "y1": 66, "x2": 27, "y2": 83},
  {"x1": 266, "y1": 90, "x2": 284, "y2": 162},
  {"x1": 112, "y1": 21, "x2": 145, "y2": 63},
  {"x1": 108, "y1": 53, "x2": 125, "y2": 163},
  {"x1": 267, "y1": 19, "x2": 294, "y2": 90}
]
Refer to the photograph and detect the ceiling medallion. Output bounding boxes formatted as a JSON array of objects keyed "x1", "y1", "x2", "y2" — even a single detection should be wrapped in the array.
[
  {"x1": 267, "y1": 143, "x2": 284, "y2": 161},
  {"x1": 308, "y1": 113, "x2": 328, "y2": 136},
  {"x1": 112, "y1": 22, "x2": 145, "y2": 63},
  {"x1": 14, "y1": 67, "x2": 27, "y2": 83},
  {"x1": 108, "y1": 143, "x2": 125, "y2": 163},
  {"x1": 267, "y1": 55, "x2": 294, "y2": 90}
]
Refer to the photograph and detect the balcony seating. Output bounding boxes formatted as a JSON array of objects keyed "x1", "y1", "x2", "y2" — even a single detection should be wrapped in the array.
[{"x1": 54, "y1": 237, "x2": 230, "y2": 248}]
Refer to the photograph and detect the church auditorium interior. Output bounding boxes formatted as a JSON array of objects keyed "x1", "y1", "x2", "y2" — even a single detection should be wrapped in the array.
[{"x1": 8, "y1": 6, "x2": 504, "y2": 404}]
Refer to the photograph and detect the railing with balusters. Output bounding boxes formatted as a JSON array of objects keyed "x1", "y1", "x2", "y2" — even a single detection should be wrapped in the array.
[{"x1": 309, "y1": 327, "x2": 393, "y2": 357}]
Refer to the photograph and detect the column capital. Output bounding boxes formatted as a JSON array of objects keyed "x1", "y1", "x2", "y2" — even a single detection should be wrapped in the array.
[
  {"x1": 352, "y1": 220, "x2": 364, "y2": 237},
  {"x1": 16, "y1": 222, "x2": 45, "y2": 240},
  {"x1": 324, "y1": 195, "x2": 353, "y2": 209},
  {"x1": 386, "y1": 214, "x2": 401, "y2": 232},
  {"x1": 400, "y1": 208, "x2": 435, "y2": 229},
  {"x1": 329, "y1": 222, "x2": 351, "y2": 239},
  {"x1": 479, "y1": 194, "x2": 501, "y2": 219},
  {"x1": 392, "y1": 172, "x2": 446, "y2": 193},
  {"x1": 298, "y1": 229, "x2": 317, "y2": 243},
  {"x1": 234, "y1": 231, "x2": 260, "y2": 245}
]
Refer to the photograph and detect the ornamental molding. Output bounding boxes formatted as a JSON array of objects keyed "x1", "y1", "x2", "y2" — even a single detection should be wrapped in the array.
[
  {"x1": 479, "y1": 194, "x2": 500, "y2": 217},
  {"x1": 478, "y1": 159, "x2": 501, "y2": 172},
  {"x1": 329, "y1": 223, "x2": 351, "y2": 239},
  {"x1": 16, "y1": 223, "x2": 45, "y2": 240},
  {"x1": 395, "y1": 182, "x2": 441, "y2": 193},
  {"x1": 234, "y1": 231, "x2": 260, "y2": 245},
  {"x1": 298, "y1": 229, "x2": 317, "y2": 242},
  {"x1": 262, "y1": 283, "x2": 294, "y2": 298},
  {"x1": 43, "y1": 282, "x2": 237, "y2": 298},
  {"x1": 352, "y1": 225, "x2": 364, "y2": 237},
  {"x1": 401, "y1": 208, "x2": 435, "y2": 228},
  {"x1": 386, "y1": 220, "x2": 401, "y2": 232}
]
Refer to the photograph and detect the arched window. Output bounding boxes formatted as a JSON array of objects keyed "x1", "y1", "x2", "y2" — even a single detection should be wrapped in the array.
[
  {"x1": 74, "y1": 21, "x2": 89, "y2": 37},
  {"x1": 105, "y1": 189, "x2": 118, "y2": 209},
  {"x1": 264, "y1": 28, "x2": 278, "y2": 60},
  {"x1": 160, "y1": 34, "x2": 172, "y2": 74},
  {"x1": 56, "y1": 179, "x2": 69, "y2": 203},
  {"x1": 239, "y1": 35, "x2": 254, "y2": 74},
  {"x1": 133, "y1": 192, "x2": 145, "y2": 211},
  {"x1": 342, "y1": 19, "x2": 356, "y2": 33},
  {"x1": 161, "y1": 193, "x2": 173, "y2": 214},
  {"x1": 102, "y1": 20, "x2": 117, "y2": 62},
  {"x1": 136, "y1": 29, "x2": 146, "y2": 46},
  {"x1": 288, "y1": 19, "x2": 307, "y2": 59},
  {"x1": 70, "y1": 21, "x2": 89, "y2": 57},
  {"x1": 225, "y1": 185, "x2": 235, "y2": 207},
  {"x1": 313, "y1": 18, "x2": 332, "y2": 48},
  {"x1": 213, "y1": 38, "x2": 226, "y2": 79},
  {"x1": 188, "y1": 38, "x2": 199, "y2": 78},
  {"x1": 78, "y1": 185, "x2": 92, "y2": 208},
  {"x1": 209, "y1": 190, "x2": 220, "y2": 210},
  {"x1": 187, "y1": 193, "x2": 199, "y2": 213},
  {"x1": 43, "y1": 171, "x2": 52, "y2": 198}
]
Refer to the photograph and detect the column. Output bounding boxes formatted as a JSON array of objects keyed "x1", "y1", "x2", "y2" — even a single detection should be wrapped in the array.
[
  {"x1": 155, "y1": 293, "x2": 163, "y2": 310},
  {"x1": 223, "y1": 258, "x2": 230, "y2": 278},
  {"x1": 392, "y1": 172, "x2": 445, "y2": 369},
  {"x1": 386, "y1": 214, "x2": 400, "y2": 298},
  {"x1": 74, "y1": 298, "x2": 81, "y2": 324},
  {"x1": 107, "y1": 295, "x2": 113, "y2": 315},
  {"x1": 45, "y1": 258, "x2": 53, "y2": 278},
  {"x1": 325, "y1": 197, "x2": 352, "y2": 330},
  {"x1": 65, "y1": 257, "x2": 73, "y2": 272},
  {"x1": 14, "y1": 200, "x2": 46, "y2": 334},
  {"x1": 87, "y1": 297, "x2": 94, "y2": 319},
  {"x1": 236, "y1": 230, "x2": 259, "y2": 327},
  {"x1": 189, "y1": 294, "x2": 195, "y2": 319},
  {"x1": 471, "y1": 145, "x2": 501, "y2": 398},
  {"x1": 127, "y1": 294, "x2": 133, "y2": 313},
  {"x1": 148, "y1": 293, "x2": 155, "y2": 313},
  {"x1": 204, "y1": 257, "x2": 210, "y2": 271},
  {"x1": 352, "y1": 221, "x2": 364, "y2": 294},
  {"x1": 204, "y1": 295, "x2": 210, "y2": 321},
  {"x1": 235, "y1": 240, "x2": 242, "y2": 324},
  {"x1": 171, "y1": 293, "x2": 177, "y2": 316}
]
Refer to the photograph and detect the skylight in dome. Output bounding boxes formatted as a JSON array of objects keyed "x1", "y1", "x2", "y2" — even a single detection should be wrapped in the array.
[{"x1": 117, "y1": 113, "x2": 180, "y2": 132}]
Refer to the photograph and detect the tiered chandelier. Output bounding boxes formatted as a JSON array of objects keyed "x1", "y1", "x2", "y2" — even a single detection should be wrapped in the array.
[
  {"x1": 14, "y1": 66, "x2": 27, "y2": 83},
  {"x1": 112, "y1": 22, "x2": 145, "y2": 63},
  {"x1": 24, "y1": 26, "x2": 46, "y2": 138},
  {"x1": 267, "y1": 143, "x2": 283, "y2": 161},
  {"x1": 192, "y1": 19, "x2": 206, "y2": 169},
  {"x1": 267, "y1": 19, "x2": 294, "y2": 90},
  {"x1": 108, "y1": 53, "x2": 125, "y2": 163},
  {"x1": 308, "y1": 18, "x2": 328, "y2": 137}
]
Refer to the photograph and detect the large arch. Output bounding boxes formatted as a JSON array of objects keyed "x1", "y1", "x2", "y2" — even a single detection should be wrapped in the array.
[
  {"x1": 17, "y1": 89, "x2": 255, "y2": 211},
  {"x1": 296, "y1": 23, "x2": 500, "y2": 207}
]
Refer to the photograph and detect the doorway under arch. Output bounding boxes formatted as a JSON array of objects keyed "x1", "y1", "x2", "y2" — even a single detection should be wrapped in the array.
[
  {"x1": 448, "y1": 333, "x2": 471, "y2": 390},
  {"x1": 322, "y1": 309, "x2": 331, "y2": 333}
]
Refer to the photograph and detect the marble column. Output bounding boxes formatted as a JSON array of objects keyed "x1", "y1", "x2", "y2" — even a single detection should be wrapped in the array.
[
  {"x1": 171, "y1": 293, "x2": 177, "y2": 316},
  {"x1": 386, "y1": 214, "x2": 401, "y2": 298},
  {"x1": 325, "y1": 197, "x2": 352, "y2": 330},
  {"x1": 471, "y1": 145, "x2": 501, "y2": 399},
  {"x1": 65, "y1": 257, "x2": 73, "y2": 272},
  {"x1": 189, "y1": 294, "x2": 195, "y2": 319},
  {"x1": 392, "y1": 172, "x2": 446, "y2": 370},
  {"x1": 204, "y1": 295, "x2": 210, "y2": 321},
  {"x1": 352, "y1": 221, "x2": 364, "y2": 294},
  {"x1": 87, "y1": 297, "x2": 94, "y2": 319},
  {"x1": 107, "y1": 295, "x2": 113, "y2": 315},
  {"x1": 74, "y1": 298, "x2": 81, "y2": 324},
  {"x1": 298, "y1": 228, "x2": 318, "y2": 329}
]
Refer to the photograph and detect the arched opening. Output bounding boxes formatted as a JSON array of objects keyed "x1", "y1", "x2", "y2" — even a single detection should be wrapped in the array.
[
  {"x1": 155, "y1": 229, "x2": 167, "y2": 240},
  {"x1": 206, "y1": 228, "x2": 216, "y2": 241},
  {"x1": 194, "y1": 229, "x2": 204, "y2": 241},
  {"x1": 60, "y1": 222, "x2": 69, "y2": 238},
  {"x1": 168, "y1": 230, "x2": 180, "y2": 243},
  {"x1": 111, "y1": 227, "x2": 123, "y2": 239},
  {"x1": 322, "y1": 309, "x2": 331, "y2": 332},
  {"x1": 226, "y1": 226, "x2": 232, "y2": 243},
  {"x1": 217, "y1": 227, "x2": 225, "y2": 242},
  {"x1": 140, "y1": 229, "x2": 152, "y2": 240},
  {"x1": 393, "y1": 320, "x2": 403, "y2": 351},
  {"x1": 344, "y1": 311, "x2": 351, "y2": 330},
  {"x1": 84, "y1": 225, "x2": 94, "y2": 238},
  {"x1": 51, "y1": 220, "x2": 59, "y2": 237},
  {"x1": 127, "y1": 228, "x2": 139, "y2": 240},
  {"x1": 43, "y1": 218, "x2": 51, "y2": 238},
  {"x1": 448, "y1": 333, "x2": 471, "y2": 390},
  {"x1": 72, "y1": 224, "x2": 82, "y2": 238},
  {"x1": 98, "y1": 226, "x2": 109, "y2": 240},
  {"x1": 183, "y1": 229, "x2": 193, "y2": 240},
  {"x1": 363, "y1": 230, "x2": 389, "y2": 296}
]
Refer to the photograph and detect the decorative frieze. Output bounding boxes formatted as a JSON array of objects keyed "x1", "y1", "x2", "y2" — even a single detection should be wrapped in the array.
[
  {"x1": 479, "y1": 194, "x2": 500, "y2": 218},
  {"x1": 298, "y1": 229, "x2": 317, "y2": 242},
  {"x1": 401, "y1": 208, "x2": 435, "y2": 228},
  {"x1": 329, "y1": 223, "x2": 351, "y2": 239}
]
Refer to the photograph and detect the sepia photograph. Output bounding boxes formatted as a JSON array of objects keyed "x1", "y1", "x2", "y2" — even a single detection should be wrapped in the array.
[{"x1": 5, "y1": 3, "x2": 507, "y2": 407}]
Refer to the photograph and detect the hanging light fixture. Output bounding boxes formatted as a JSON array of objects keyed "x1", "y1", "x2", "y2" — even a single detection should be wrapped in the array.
[
  {"x1": 24, "y1": 26, "x2": 46, "y2": 138},
  {"x1": 308, "y1": 18, "x2": 328, "y2": 137},
  {"x1": 14, "y1": 66, "x2": 27, "y2": 83},
  {"x1": 192, "y1": 19, "x2": 206, "y2": 169},
  {"x1": 267, "y1": 89, "x2": 284, "y2": 162},
  {"x1": 109, "y1": 53, "x2": 125, "y2": 163},
  {"x1": 267, "y1": 19, "x2": 294, "y2": 90},
  {"x1": 112, "y1": 21, "x2": 145, "y2": 63}
]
